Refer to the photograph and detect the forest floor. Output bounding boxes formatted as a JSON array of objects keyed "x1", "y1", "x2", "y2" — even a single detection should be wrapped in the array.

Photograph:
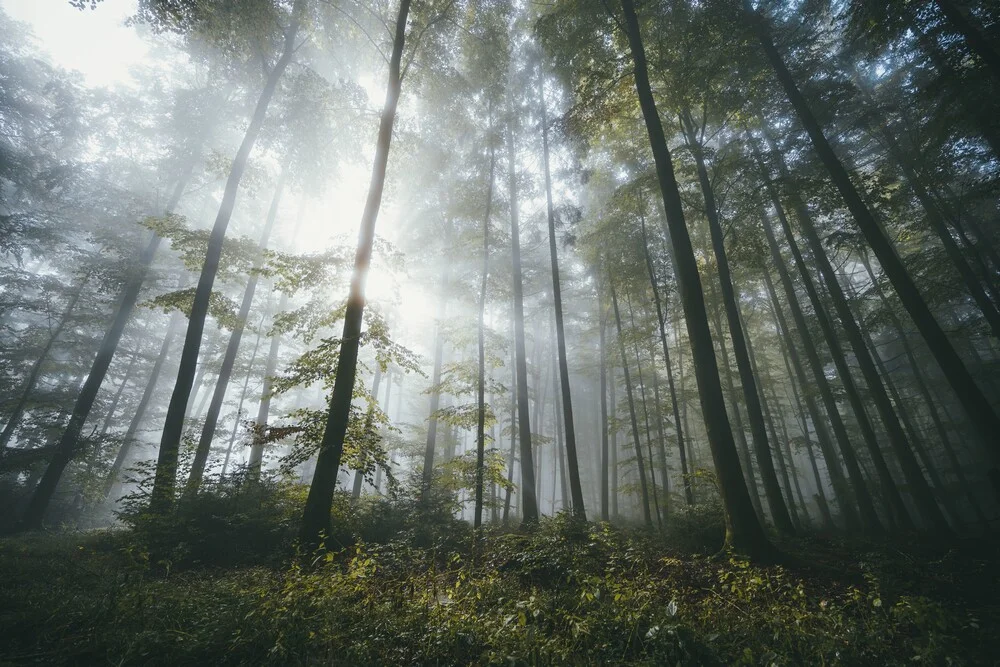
[{"x1": 1, "y1": 492, "x2": 999, "y2": 665}]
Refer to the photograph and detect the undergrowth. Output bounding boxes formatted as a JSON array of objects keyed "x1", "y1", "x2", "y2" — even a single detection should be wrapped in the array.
[{"x1": 1, "y1": 485, "x2": 997, "y2": 665}]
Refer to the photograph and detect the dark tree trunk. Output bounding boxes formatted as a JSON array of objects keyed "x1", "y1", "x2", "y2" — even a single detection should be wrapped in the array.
[
  {"x1": 761, "y1": 218, "x2": 870, "y2": 531},
  {"x1": 860, "y1": 253, "x2": 989, "y2": 526},
  {"x1": 186, "y1": 167, "x2": 288, "y2": 494},
  {"x1": 222, "y1": 313, "x2": 266, "y2": 478},
  {"x1": 610, "y1": 275, "x2": 652, "y2": 527},
  {"x1": 149, "y1": 8, "x2": 302, "y2": 516},
  {"x1": 707, "y1": 278, "x2": 765, "y2": 520},
  {"x1": 599, "y1": 296, "x2": 610, "y2": 521},
  {"x1": 103, "y1": 311, "x2": 182, "y2": 501},
  {"x1": 626, "y1": 291, "x2": 662, "y2": 528},
  {"x1": 750, "y1": 4, "x2": 1000, "y2": 490},
  {"x1": 300, "y1": 0, "x2": 410, "y2": 547},
  {"x1": 639, "y1": 209, "x2": 693, "y2": 505},
  {"x1": 610, "y1": 356, "x2": 619, "y2": 518},
  {"x1": 505, "y1": 82, "x2": 538, "y2": 526},
  {"x1": 682, "y1": 111, "x2": 793, "y2": 534},
  {"x1": 475, "y1": 105, "x2": 496, "y2": 530},
  {"x1": 539, "y1": 77, "x2": 585, "y2": 520},
  {"x1": 621, "y1": 0, "x2": 773, "y2": 557}
]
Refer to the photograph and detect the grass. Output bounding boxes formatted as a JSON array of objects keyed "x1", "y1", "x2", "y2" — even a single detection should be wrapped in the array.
[{"x1": 1, "y1": 487, "x2": 998, "y2": 665}]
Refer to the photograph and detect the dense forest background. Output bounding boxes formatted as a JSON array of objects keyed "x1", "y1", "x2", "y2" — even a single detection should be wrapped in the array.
[{"x1": 1, "y1": 0, "x2": 999, "y2": 663}]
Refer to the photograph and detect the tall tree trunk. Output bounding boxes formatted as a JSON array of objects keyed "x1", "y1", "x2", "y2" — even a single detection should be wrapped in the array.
[
  {"x1": 248, "y1": 199, "x2": 308, "y2": 479},
  {"x1": 742, "y1": 306, "x2": 800, "y2": 527},
  {"x1": 474, "y1": 106, "x2": 496, "y2": 529},
  {"x1": 610, "y1": 361, "x2": 619, "y2": 518},
  {"x1": 682, "y1": 111, "x2": 793, "y2": 533},
  {"x1": 186, "y1": 166, "x2": 289, "y2": 494},
  {"x1": 103, "y1": 310, "x2": 183, "y2": 501},
  {"x1": 750, "y1": 4, "x2": 1000, "y2": 495},
  {"x1": 764, "y1": 270, "x2": 835, "y2": 529},
  {"x1": 610, "y1": 275, "x2": 652, "y2": 526},
  {"x1": 599, "y1": 297, "x2": 610, "y2": 521},
  {"x1": 707, "y1": 276, "x2": 765, "y2": 520},
  {"x1": 626, "y1": 291, "x2": 662, "y2": 528},
  {"x1": 620, "y1": 0, "x2": 772, "y2": 557},
  {"x1": 762, "y1": 140, "x2": 951, "y2": 534},
  {"x1": 503, "y1": 331, "x2": 517, "y2": 524},
  {"x1": 639, "y1": 208, "x2": 692, "y2": 505},
  {"x1": 420, "y1": 259, "x2": 450, "y2": 497},
  {"x1": 148, "y1": 8, "x2": 302, "y2": 517},
  {"x1": 761, "y1": 217, "x2": 871, "y2": 531},
  {"x1": 539, "y1": 76, "x2": 585, "y2": 520},
  {"x1": 850, "y1": 68, "x2": 1000, "y2": 336},
  {"x1": 1, "y1": 276, "x2": 88, "y2": 451},
  {"x1": 221, "y1": 314, "x2": 266, "y2": 478},
  {"x1": 97, "y1": 347, "x2": 141, "y2": 439},
  {"x1": 649, "y1": 344, "x2": 671, "y2": 519},
  {"x1": 504, "y1": 81, "x2": 539, "y2": 526},
  {"x1": 860, "y1": 252, "x2": 989, "y2": 526},
  {"x1": 300, "y1": 0, "x2": 411, "y2": 547}
]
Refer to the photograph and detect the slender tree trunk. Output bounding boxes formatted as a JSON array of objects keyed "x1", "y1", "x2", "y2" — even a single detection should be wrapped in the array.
[
  {"x1": 539, "y1": 77, "x2": 585, "y2": 520},
  {"x1": 682, "y1": 112, "x2": 793, "y2": 533},
  {"x1": 750, "y1": 5, "x2": 1000, "y2": 493},
  {"x1": 505, "y1": 81, "x2": 538, "y2": 526},
  {"x1": 97, "y1": 347, "x2": 141, "y2": 439},
  {"x1": 860, "y1": 253, "x2": 989, "y2": 526},
  {"x1": 148, "y1": 8, "x2": 302, "y2": 517},
  {"x1": 765, "y1": 272, "x2": 835, "y2": 529},
  {"x1": 186, "y1": 167, "x2": 289, "y2": 493},
  {"x1": 599, "y1": 298, "x2": 610, "y2": 520},
  {"x1": 103, "y1": 311, "x2": 183, "y2": 500},
  {"x1": 221, "y1": 314, "x2": 266, "y2": 478},
  {"x1": 761, "y1": 218, "x2": 870, "y2": 531},
  {"x1": 503, "y1": 335, "x2": 517, "y2": 524},
  {"x1": 742, "y1": 307, "x2": 800, "y2": 527},
  {"x1": 300, "y1": 0, "x2": 410, "y2": 547},
  {"x1": 610, "y1": 274, "x2": 652, "y2": 526},
  {"x1": 707, "y1": 279, "x2": 765, "y2": 520},
  {"x1": 249, "y1": 199, "x2": 308, "y2": 479},
  {"x1": 627, "y1": 291, "x2": 662, "y2": 528},
  {"x1": 765, "y1": 140, "x2": 958, "y2": 534},
  {"x1": 610, "y1": 362, "x2": 619, "y2": 518},
  {"x1": 1, "y1": 276, "x2": 88, "y2": 451},
  {"x1": 639, "y1": 208, "x2": 692, "y2": 505},
  {"x1": 474, "y1": 105, "x2": 496, "y2": 529},
  {"x1": 621, "y1": 0, "x2": 772, "y2": 557}
]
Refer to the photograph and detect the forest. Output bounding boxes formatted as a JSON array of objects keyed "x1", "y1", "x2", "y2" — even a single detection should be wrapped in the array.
[{"x1": 1, "y1": 0, "x2": 999, "y2": 663}]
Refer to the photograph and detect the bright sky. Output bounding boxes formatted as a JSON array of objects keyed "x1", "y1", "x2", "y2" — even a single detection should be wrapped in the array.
[{"x1": 2, "y1": 0, "x2": 149, "y2": 88}]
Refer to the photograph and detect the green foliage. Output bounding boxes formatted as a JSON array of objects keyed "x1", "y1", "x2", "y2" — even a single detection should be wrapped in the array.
[
  {"x1": 143, "y1": 287, "x2": 241, "y2": 329},
  {"x1": 2, "y1": 508, "x2": 996, "y2": 665}
]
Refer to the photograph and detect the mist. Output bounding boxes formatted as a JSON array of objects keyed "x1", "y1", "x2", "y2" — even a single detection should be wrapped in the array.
[{"x1": 1, "y1": 0, "x2": 999, "y2": 663}]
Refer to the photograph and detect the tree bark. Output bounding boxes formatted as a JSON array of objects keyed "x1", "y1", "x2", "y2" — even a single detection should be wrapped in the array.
[
  {"x1": 682, "y1": 111, "x2": 793, "y2": 533},
  {"x1": 539, "y1": 75, "x2": 585, "y2": 519},
  {"x1": 300, "y1": 0, "x2": 410, "y2": 547},
  {"x1": 474, "y1": 104, "x2": 496, "y2": 529},
  {"x1": 504, "y1": 79, "x2": 538, "y2": 526},
  {"x1": 639, "y1": 207, "x2": 693, "y2": 505},
  {"x1": 149, "y1": 6, "x2": 302, "y2": 516},
  {"x1": 186, "y1": 166, "x2": 289, "y2": 494},
  {"x1": 610, "y1": 274, "x2": 652, "y2": 527},
  {"x1": 621, "y1": 0, "x2": 773, "y2": 557},
  {"x1": 750, "y1": 4, "x2": 1000, "y2": 490}
]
